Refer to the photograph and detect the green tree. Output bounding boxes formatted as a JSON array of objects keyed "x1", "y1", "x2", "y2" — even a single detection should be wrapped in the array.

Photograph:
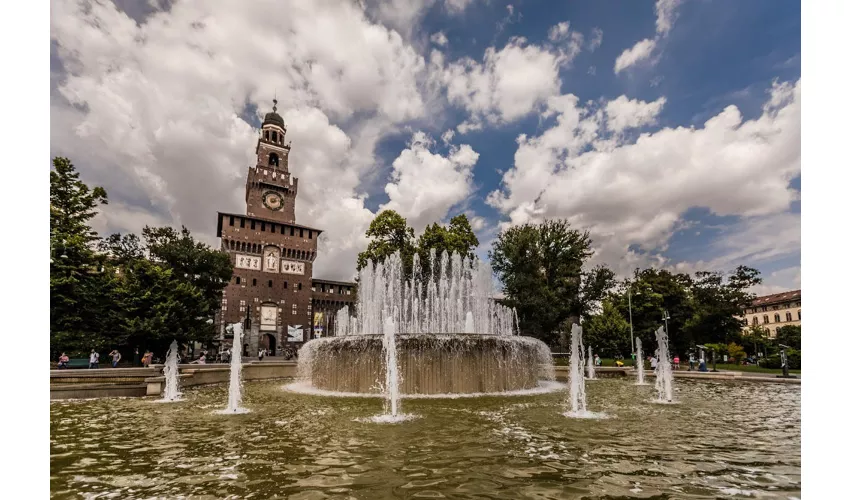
[
  {"x1": 727, "y1": 342, "x2": 747, "y2": 363},
  {"x1": 583, "y1": 300, "x2": 631, "y2": 357},
  {"x1": 50, "y1": 157, "x2": 115, "y2": 358},
  {"x1": 357, "y1": 210, "x2": 417, "y2": 275},
  {"x1": 416, "y1": 214, "x2": 480, "y2": 277},
  {"x1": 490, "y1": 219, "x2": 615, "y2": 346},
  {"x1": 775, "y1": 324, "x2": 801, "y2": 350}
]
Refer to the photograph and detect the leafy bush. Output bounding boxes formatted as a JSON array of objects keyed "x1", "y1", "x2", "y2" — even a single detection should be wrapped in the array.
[{"x1": 760, "y1": 349, "x2": 801, "y2": 370}]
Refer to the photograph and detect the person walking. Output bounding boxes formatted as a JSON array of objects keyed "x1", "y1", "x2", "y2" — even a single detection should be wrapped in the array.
[
  {"x1": 89, "y1": 349, "x2": 100, "y2": 369},
  {"x1": 688, "y1": 352, "x2": 695, "y2": 371},
  {"x1": 259, "y1": 348, "x2": 265, "y2": 361},
  {"x1": 142, "y1": 350, "x2": 152, "y2": 367},
  {"x1": 58, "y1": 353, "x2": 69, "y2": 369},
  {"x1": 594, "y1": 354, "x2": 601, "y2": 366},
  {"x1": 650, "y1": 356, "x2": 658, "y2": 370},
  {"x1": 672, "y1": 355, "x2": 680, "y2": 370},
  {"x1": 109, "y1": 349, "x2": 122, "y2": 368}
]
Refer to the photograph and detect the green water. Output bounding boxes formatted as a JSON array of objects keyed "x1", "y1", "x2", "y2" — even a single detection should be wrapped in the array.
[{"x1": 50, "y1": 379, "x2": 800, "y2": 499}]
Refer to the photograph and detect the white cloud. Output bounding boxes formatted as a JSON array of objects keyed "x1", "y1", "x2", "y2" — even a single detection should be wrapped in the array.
[
  {"x1": 488, "y1": 80, "x2": 801, "y2": 278},
  {"x1": 50, "y1": 0, "x2": 434, "y2": 280},
  {"x1": 614, "y1": 38, "x2": 656, "y2": 74},
  {"x1": 441, "y1": 128, "x2": 455, "y2": 144},
  {"x1": 380, "y1": 132, "x2": 479, "y2": 233},
  {"x1": 589, "y1": 27, "x2": 603, "y2": 51},
  {"x1": 444, "y1": 0, "x2": 476, "y2": 15},
  {"x1": 439, "y1": 36, "x2": 570, "y2": 125},
  {"x1": 430, "y1": 31, "x2": 448, "y2": 46},
  {"x1": 613, "y1": 0, "x2": 681, "y2": 74},
  {"x1": 604, "y1": 95, "x2": 667, "y2": 133}
]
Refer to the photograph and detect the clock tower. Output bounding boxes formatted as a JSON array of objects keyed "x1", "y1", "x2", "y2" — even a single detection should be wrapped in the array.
[{"x1": 246, "y1": 99, "x2": 298, "y2": 223}]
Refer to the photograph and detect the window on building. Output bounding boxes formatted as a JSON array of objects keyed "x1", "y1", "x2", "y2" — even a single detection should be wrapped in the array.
[
  {"x1": 299, "y1": 229, "x2": 304, "y2": 238},
  {"x1": 774, "y1": 313, "x2": 781, "y2": 323},
  {"x1": 298, "y1": 283, "x2": 303, "y2": 290},
  {"x1": 743, "y1": 318, "x2": 748, "y2": 326},
  {"x1": 272, "y1": 131, "x2": 278, "y2": 142},
  {"x1": 269, "y1": 153, "x2": 279, "y2": 167},
  {"x1": 763, "y1": 315, "x2": 769, "y2": 324},
  {"x1": 290, "y1": 227, "x2": 295, "y2": 236},
  {"x1": 329, "y1": 287, "x2": 334, "y2": 294},
  {"x1": 252, "y1": 278, "x2": 257, "y2": 286},
  {"x1": 240, "y1": 218, "x2": 245, "y2": 228},
  {"x1": 284, "y1": 281, "x2": 288, "y2": 289},
  {"x1": 264, "y1": 130, "x2": 269, "y2": 140},
  {"x1": 798, "y1": 309, "x2": 801, "y2": 321},
  {"x1": 229, "y1": 216, "x2": 235, "y2": 226},
  {"x1": 236, "y1": 277, "x2": 241, "y2": 285},
  {"x1": 753, "y1": 317, "x2": 759, "y2": 325},
  {"x1": 271, "y1": 224, "x2": 276, "y2": 234},
  {"x1": 251, "y1": 221, "x2": 256, "y2": 230},
  {"x1": 765, "y1": 327, "x2": 771, "y2": 337},
  {"x1": 261, "y1": 222, "x2": 266, "y2": 232},
  {"x1": 292, "y1": 304, "x2": 297, "y2": 315},
  {"x1": 268, "y1": 280, "x2": 273, "y2": 287},
  {"x1": 308, "y1": 230, "x2": 313, "y2": 239},
  {"x1": 222, "y1": 299, "x2": 227, "y2": 312},
  {"x1": 239, "y1": 300, "x2": 246, "y2": 312},
  {"x1": 785, "y1": 312, "x2": 791, "y2": 322}
]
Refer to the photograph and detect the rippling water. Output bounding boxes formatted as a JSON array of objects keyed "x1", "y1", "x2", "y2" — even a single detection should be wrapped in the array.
[{"x1": 50, "y1": 378, "x2": 800, "y2": 499}]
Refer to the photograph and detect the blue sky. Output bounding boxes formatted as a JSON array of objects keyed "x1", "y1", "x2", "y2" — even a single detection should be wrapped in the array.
[{"x1": 49, "y1": 0, "x2": 801, "y2": 293}]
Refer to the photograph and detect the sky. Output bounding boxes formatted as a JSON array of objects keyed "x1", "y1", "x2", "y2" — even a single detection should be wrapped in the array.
[{"x1": 49, "y1": 0, "x2": 801, "y2": 295}]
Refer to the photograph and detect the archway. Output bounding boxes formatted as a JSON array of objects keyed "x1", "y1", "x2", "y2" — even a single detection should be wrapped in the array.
[{"x1": 261, "y1": 333, "x2": 276, "y2": 356}]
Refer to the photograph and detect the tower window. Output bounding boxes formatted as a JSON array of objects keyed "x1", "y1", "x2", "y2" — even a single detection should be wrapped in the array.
[
  {"x1": 264, "y1": 130, "x2": 269, "y2": 140},
  {"x1": 251, "y1": 221, "x2": 256, "y2": 230},
  {"x1": 284, "y1": 281, "x2": 288, "y2": 289},
  {"x1": 236, "y1": 277, "x2": 241, "y2": 285},
  {"x1": 298, "y1": 283, "x2": 303, "y2": 291},
  {"x1": 299, "y1": 229, "x2": 304, "y2": 238},
  {"x1": 261, "y1": 222, "x2": 266, "y2": 232},
  {"x1": 229, "y1": 216, "x2": 234, "y2": 226},
  {"x1": 268, "y1": 280, "x2": 273, "y2": 287},
  {"x1": 271, "y1": 224, "x2": 276, "y2": 233},
  {"x1": 308, "y1": 230, "x2": 313, "y2": 239},
  {"x1": 252, "y1": 278, "x2": 257, "y2": 286},
  {"x1": 240, "y1": 218, "x2": 245, "y2": 228},
  {"x1": 272, "y1": 131, "x2": 278, "y2": 142},
  {"x1": 269, "y1": 153, "x2": 279, "y2": 167},
  {"x1": 290, "y1": 227, "x2": 295, "y2": 236}
]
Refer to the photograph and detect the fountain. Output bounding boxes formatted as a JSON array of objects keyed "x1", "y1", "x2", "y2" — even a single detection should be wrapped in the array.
[
  {"x1": 158, "y1": 340, "x2": 182, "y2": 402},
  {"x1": 216, "y1": 323, "x2": 249, "y2": 414},
  {"x1": 635, "y1": 337, "x2": 647, "y2": 385},
  {"x1": 653, "y1": 326, "x2": 674, "y2": 403},
  {"x1": 292, "y1": 251, "x2": 556, "y2": 399},
  {"x1": 586, "y1": 345, "x2": 596, "y2": 380},
  {"x1": 564, "y1": 324, "x2": 605, "y2": 418}
]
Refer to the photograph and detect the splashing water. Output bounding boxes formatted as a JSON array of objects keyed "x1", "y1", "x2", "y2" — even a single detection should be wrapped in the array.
[
  {"x1": 564, "y1": 325, "x2": 607, "y2": 419},
  {"x1": 382, "y1": 315, "x2": 401, "y2": 419},
  {"x1": 586, "y1": 345, "x2": 596, "y2": 380},
  {"x1": 217, "y1": 323, "x2": 249, "y2": 414},
  {"x1": 159, "y1": 340, "x2": 182, "y2": 402},
  {"x1": 635, "y1": 337, "x2": 647, "y2": 385},
  {"x1": 654, "y1": 326, "x2": 674, "y2": 403}
]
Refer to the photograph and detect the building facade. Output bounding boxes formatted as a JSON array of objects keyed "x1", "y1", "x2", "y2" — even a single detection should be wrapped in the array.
[
  {"x1": 740, "y1": 289, "x2": 801, "y2": 338},
  {"x1": 215, "y1": 101, "x2": 355, "y2": 356}
]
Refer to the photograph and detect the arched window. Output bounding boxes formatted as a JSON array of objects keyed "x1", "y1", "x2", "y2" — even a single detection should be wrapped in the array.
[
  {"x1": 763, "y1": 314, "x2": 769, "y2": 324},
  {"x1": 765, "y1": 327, "x2": 771, "y2": 337},
  {"x1": 753, "y1": 316, "x2": 759, "y2": 325},
  {"x1": 269, "y1": 153, "x2": 279, "y2": 167},
  {"x1": 743, "y1": 318, "x2": 749, "y2": 326},
  {"x1": 774, "y1": 313, "x2": 781, "y2": 323},
  {"x1": 797, "y1": 309, "x2": 801, "y2": 320},
  {"x1": 272, "y1": 131, "x2": 278, "y2": 142},
  {"x1": 264, "y1": 130, "x2": 269, "y2": 140},
  {"x1": 786, "y1": 312, "x2": 792, "y2": 322}
]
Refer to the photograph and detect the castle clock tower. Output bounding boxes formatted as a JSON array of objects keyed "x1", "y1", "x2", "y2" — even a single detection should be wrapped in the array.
[{"x1": 246, "y1": 99, "x2": 298, "y2": 223}]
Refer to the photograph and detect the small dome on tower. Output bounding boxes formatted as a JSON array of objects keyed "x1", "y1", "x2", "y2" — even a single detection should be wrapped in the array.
[{"x1": 262, "y1": 99, "x2": 285, "y2": 129}]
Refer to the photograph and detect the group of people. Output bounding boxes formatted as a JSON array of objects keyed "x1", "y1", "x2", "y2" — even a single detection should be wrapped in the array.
[
  {"x1": 642, "y1": 353, "x2": 707, "y2": 371},
  {"x1": 56, "y1": 348, "x2": 155, "y2": 369}
]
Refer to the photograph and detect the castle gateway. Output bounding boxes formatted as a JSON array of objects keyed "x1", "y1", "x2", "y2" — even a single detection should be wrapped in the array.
[{"x1": 215, "y1": 101, "x2": 355, "y2": 356}]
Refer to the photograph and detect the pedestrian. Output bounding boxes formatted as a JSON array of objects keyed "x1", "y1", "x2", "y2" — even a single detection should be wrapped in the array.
[
  {"x1": 89, "y1": 349, "x2": 100, "y2": 369},
  {"x1": 259, "y1": 348, "x2": 265, "y2": 361},
  {"x1": 673, "y1": 355, "x2": 680, "y2": 370},
  {"x1": 133, "y1": 348, "x2": 140, "y2": 367},
  {"x1": 650, "y1": 356, "x2": 658, "y2": 370},
  {"x1": 688, "y1": 352, "x2": 695, "y2": 371},
  {"x1": 58, "y1": 353, "x2": 69, "y2": 369},
  {"x1": 109, "y1": 349, "x2": 122, "y2": 368},
  {"x1": 594, "y1": 354, "x2": 601, "y2": 366},
  {"x1": 142, "y1": 350, "x2": 152, "y2": 367},
  {"x1": 198, "y1": 352, "x2": 206, "y2": 364}
]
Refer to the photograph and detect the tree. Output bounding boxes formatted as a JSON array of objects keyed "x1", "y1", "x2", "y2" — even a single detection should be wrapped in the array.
[
  {"x1": 50, "y1": 157, "x2": 107, "y2": 243},
  {"x1": 490, "y1": 219, "x2": 615, "y2": 346},
  {"x1": 727, "y1": 342, "x2": 747, "y2": 364},
  {"x1": 416, "y1": 214, "x2": 480, "y2": 277},
  {"x1": 583, "y1": 300, "x2": 631, "y2": 357},
  {"x1": 357, "y1": 210, "x2": 417, "y2": 275},
  {"x1": 685, "y1": 266, "x2": 761, "y2": 347},
  {"x1": 775, "y1": 325, "x2": 801, "y2": 350}
]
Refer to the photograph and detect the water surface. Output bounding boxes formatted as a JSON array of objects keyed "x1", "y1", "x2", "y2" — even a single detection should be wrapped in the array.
[{"x1": 50, "y1": 378, "x2": 800, "y2": 499}]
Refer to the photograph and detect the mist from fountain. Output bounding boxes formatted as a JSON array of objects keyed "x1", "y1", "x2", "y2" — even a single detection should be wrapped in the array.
[
  {"x1": 158, "y1": 340, "x2": 182, "y2": 402},
  {"x1": 654, "y1": 326, "x2": 675, "y2": 403},
  {"x1": 635, "y1": 337, "x2": 647, "y2": 385},
  {"x1": 586, "y1": 345, "x2": 596, "y2": 380},
  {"x1": 217, "y1": 323, "x2": 248, "y2": 414}
]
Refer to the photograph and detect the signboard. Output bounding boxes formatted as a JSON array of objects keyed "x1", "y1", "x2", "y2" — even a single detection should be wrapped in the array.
[
  {"x1": 263, "y1": 247, "x2": 280, "y2": 272},
  {"x1": 260, "y1": 305, "x2": 277, "y2": 331},
  {"x1": 235, "y1": 254, "x2": 261, "y2": 271},
  {"x1": 287, "y1": 325, "x2": 304, "y2": 342},
  {"x1": 313, "y1": 312, "x2": 324, "y2": 338},
  {"x1": 723, "y1": 354, "x2": 728, "y2": 362},
  {"x1": 280, "y1": 260, "x2": 305, "y2": 275}
]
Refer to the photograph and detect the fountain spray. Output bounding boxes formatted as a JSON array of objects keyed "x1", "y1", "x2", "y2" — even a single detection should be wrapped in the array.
[
  {"x1": 635, "y1": 337, "x2": 646, "y2": 385},
  {"x1": 219, "y1": 323, "x2": 248, "y2": 414},
  {"x1": 567, "y1": 324, "x2": 588, "y2": 415},
  {"x1": 382, "y1": 315, "x2": 401, "y2": 418},
  {"x1": 586, "y1": 345, "x2": 596, "y2": 380},
  {"x1": 160, "y1": 340, "x2": 182, "y2": 402},
  {"x1": 654, "y1": 326, "x2": 674, "y2": 402}
]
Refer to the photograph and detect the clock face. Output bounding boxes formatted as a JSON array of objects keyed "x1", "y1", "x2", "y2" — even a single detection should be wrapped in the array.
[{"x1": 263, "y1": 191, "x2": 283, "y2": 211}]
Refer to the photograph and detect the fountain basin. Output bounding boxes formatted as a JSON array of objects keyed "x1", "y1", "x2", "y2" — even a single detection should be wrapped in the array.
[{"x1": 297, "y1": 334, "x2": 554, "y2": 395}]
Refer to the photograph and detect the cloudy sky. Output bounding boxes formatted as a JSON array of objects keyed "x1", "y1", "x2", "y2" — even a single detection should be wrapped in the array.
[{"x1": 50, "y1": 0, "x2": 800, "y2": 294}]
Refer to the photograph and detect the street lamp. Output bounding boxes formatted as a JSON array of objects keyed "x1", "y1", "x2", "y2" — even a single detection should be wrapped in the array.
[{"x1": 628, "y1": 288, "x2": 641, "y2": 357}]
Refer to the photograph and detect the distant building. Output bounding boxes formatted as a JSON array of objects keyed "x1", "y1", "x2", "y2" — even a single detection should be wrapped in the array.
[
  {"x1": 740, "y1": 289, "x2": 801, "y2": 338},
  {"x1": 214, "y1": 101, "x2": 356, "y2": 356}
]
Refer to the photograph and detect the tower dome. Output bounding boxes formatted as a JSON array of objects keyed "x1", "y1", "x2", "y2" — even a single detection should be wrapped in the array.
[{"x1": 262, "y1": 99, "x2": 285, "y2": 129}]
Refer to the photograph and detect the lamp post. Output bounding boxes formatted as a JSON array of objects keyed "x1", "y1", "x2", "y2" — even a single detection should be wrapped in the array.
[{"x1": 628, "y1": 288, "x2": 641, "y2": 358}]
